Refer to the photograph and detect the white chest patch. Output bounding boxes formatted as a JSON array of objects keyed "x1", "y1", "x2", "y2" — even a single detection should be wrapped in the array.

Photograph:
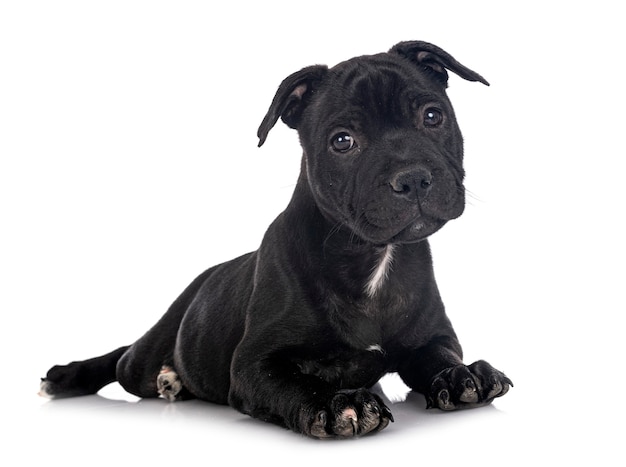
[{"x1": 364, "y1": 244, "x2": 396, "y2": 297}]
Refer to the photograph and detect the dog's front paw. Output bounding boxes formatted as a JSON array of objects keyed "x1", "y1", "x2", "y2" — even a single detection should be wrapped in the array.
[
  {"x1": 427, "y1": 360, "x2": 513, "y2": 410},
  {"x1": 306, "y1": 388, "x2": 393, "y2": 439}
]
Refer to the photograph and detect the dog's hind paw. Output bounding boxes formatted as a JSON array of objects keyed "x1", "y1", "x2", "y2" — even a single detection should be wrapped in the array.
[
  {"x1": 38, "y1": 378, "x2": 55, "y2": 398},
  {"x1": 157, "y1": 366, "x2": 184, "y2": 402},
  {"x1": 307, "y1": 388, "x2": 393, "y2": 439}
]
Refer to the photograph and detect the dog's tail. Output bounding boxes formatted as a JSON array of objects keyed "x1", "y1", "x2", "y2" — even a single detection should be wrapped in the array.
[{"x1": 39, "y1": 346, "x2": 129, "y2": 399}]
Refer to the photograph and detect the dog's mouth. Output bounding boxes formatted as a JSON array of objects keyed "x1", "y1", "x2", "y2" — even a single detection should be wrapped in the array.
[
  {"x1": 314, "y1": 171, "x2": 465, "y2": 245},
  {"x1": 350, "y1": 190, "x2": 464, "y2": 244},
  {"x1": 336, "y1": 167, "x2": 466, "y2": 244}
]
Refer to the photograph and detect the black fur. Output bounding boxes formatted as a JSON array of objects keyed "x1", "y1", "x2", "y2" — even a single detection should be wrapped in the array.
[{"x1": 40, "y1": 41, "x2": 512, "y2": 438}]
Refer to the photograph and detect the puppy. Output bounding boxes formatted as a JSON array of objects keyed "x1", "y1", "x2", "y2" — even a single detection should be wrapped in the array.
[{"x1": 41, "y1": 41, "x2": 512, "y2": 438}]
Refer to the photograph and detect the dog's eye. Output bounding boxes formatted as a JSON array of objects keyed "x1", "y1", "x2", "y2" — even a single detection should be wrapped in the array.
[
  {"x1": 423, "y1": 108, "x2": 444, "y2": 127},
  {"x1": 331, "y1": 132, "x2": 356, "y2": 152}
]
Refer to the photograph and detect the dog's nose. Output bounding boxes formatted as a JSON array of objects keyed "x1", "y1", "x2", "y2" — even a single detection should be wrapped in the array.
[{"x1": 390, "y1": 168, "x2": 433, "y2": 198}]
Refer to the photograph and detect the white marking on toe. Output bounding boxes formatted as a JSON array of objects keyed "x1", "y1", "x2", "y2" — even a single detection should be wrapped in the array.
[
  {"x1": 343, "y1": 407, "x2": 357, "y2": 421},
  {"x1": 38, "y1": 380, "x2": 53, "y2": 399}
]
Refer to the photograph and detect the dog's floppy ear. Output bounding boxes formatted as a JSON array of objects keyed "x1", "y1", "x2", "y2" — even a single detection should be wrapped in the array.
[
  {"x1": 257, "y1": 65, "x2": 329, "y2": 147},
  {"x1": 390, "y1": 41, "x2": 489, "y2": 87}
]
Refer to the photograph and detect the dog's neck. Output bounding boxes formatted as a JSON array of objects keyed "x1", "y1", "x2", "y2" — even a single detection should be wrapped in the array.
[{"x1": 282, "y1": 177, "x2": 400, "y2": 299}]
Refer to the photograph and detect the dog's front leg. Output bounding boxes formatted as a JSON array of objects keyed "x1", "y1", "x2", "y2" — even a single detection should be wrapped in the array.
[
  {"x1": 228, "y1": 352, "x2": 393, "y2": 438},
  {"x1": 398, "y1": 336, "x2": 512, "y2": 410}
]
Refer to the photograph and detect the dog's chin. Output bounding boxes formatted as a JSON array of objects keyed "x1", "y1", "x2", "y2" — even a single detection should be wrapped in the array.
[
  {"x1": 358, "y1": 217, "x2": 448, "y2": 245},
  {"x1": 394, "y1": 218, "x2": 448, "y2": 243}
]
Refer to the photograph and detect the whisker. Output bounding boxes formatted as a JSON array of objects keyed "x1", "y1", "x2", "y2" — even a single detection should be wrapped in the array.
[
  {"x1": 323, "y1": 220, "x2": 344, "y2": 247},
  {"x1": 464, "y1": 187, "x2": 484, "y2": 206}
]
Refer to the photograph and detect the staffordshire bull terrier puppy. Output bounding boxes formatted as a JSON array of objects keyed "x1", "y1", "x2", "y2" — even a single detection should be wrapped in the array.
[{"x1": 40, "y1": 40, "x2": 512, "y2": 438}]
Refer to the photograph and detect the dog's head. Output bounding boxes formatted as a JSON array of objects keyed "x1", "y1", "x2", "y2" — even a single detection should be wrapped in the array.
[{"x1": 258, "y1": 41, "x2": 488, "y2": 244}]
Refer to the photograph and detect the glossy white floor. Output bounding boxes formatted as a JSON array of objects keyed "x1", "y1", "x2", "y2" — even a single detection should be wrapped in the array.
[
  {"x1": 18, "y1": 365, "x2": 618, "y2": 465},
  {"x1": 28, "y1": 375, "x2": 515, "y2": 464},
  {"x1": 3, "y1": 2, "x2": 624, "y2": 465}
]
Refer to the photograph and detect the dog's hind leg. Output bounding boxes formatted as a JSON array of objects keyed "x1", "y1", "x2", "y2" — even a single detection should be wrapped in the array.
[
  {"x1": 115, "y1": 269, "x2": 214, "y2": 399},
  {"x1": 114, "y1": 318, "x2": 184, "y2": 399},
  {"x1": 41, "y1": 268, "x2": 213, "y2": 401},
  {"x1": 39, "y1": 346, "x2": 129, "y2": 398},
  {"x1": 114, "y1": 303, "x2": 193, "y2": 400}
]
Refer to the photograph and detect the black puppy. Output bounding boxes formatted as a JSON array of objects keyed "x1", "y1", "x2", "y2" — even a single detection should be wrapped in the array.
[{"x1": 40, "y1": 41, "x2": 512, "y2": 438}]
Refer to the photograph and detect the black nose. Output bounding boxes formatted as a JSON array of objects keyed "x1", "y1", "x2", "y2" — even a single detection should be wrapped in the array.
[{"x1": 390, "y1": 168, "x2": 433, "y2": 198}]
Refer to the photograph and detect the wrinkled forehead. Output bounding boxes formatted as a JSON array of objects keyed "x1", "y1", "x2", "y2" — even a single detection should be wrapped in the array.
[
  {"x1": 335, "y1": 54, "x2": 436, "y2": 91},
  {"x1": 317, "y1": 54, "x2": 441, "y2": 122}
]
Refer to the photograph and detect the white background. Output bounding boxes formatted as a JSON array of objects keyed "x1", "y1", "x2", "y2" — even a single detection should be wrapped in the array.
[{"x1": 2, "y1": 1, "x2": 625, "y2": 465}]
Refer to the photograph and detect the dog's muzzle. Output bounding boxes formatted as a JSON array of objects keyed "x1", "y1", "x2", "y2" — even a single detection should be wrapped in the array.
[{"x1": 357, "y1": 165, "x2": 463, "y2": 244}]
